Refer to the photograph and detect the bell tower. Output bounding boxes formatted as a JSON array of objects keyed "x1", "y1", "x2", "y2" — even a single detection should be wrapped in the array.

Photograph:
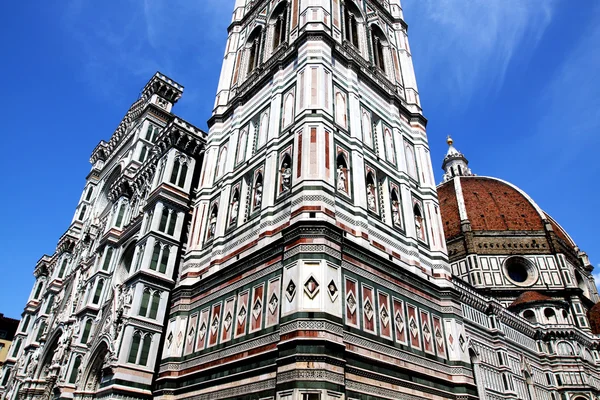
[{"x1": 156, "y1": 1, "x2": 476, "y2": 399}]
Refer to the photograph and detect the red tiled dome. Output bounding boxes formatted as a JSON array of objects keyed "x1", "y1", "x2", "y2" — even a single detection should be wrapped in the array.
[
  {"x1": 588, "y1": 303, "x2": 600, "y2": 335},
  {"x1": 510, "y1": 291, "x2": 552, "y2": 308},
  {"x1": 437, "y1": 176, "x2": 576, "y2": 249}
]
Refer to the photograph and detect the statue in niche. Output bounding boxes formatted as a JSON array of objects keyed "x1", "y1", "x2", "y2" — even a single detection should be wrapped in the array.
[
  {"x1": 27, "y1": 347, "x2": 41, "y2": 377},
  {"x1": 230, "y1": 196, "x2": 239, "y2": 223},
  {"x1": 367, "y1": 183, "x2": 377, "y2": 211},
  {"x1": 415, "y1": 215, "x2": 424, "y2": 240},
  {"x1": 52, "y1": 325, "x2": 73, "y2": 366},
  {"x1": 254, "y1": 181, "x2": 263, "y2": 208},
  {"x1": 392, "y1": 199, "x2": 401, "y2": 227},
  {"x1": 125, "y1": 286, "x2": 134, "y2": 305},
  {"x1": 280, "y1": 163, "x2": 292, "y2": 193},
  {"x1": 208, "y1": 209, "x2": 218, "y2": 238},
  {"x1": 337, "y1": 165, "x2": 347, "y2": 192}
]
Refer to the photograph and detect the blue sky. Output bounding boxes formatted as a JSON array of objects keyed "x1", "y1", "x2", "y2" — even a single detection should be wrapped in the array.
[{"x1": 0, "y1": 0, "x2": 598, "y2": 319}]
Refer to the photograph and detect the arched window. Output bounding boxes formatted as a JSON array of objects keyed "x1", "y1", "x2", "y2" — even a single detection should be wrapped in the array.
[
  {"x1": 33, "y1": 281, "x2": 44, "y2": 299},
  {"x1": 253, "y1": 173, "x2": 264, "y2": 211},
  {"x1": 271, "y1": 1, "x2": 288, "y2": 50},
  {"x1": 11, "y1": 338, "x2": 22, "y2": 357},
  {"x1": 78, "y1": 205, "x2": 87, "y2": 221},
  {"x1": 149, "y1": 292, "x2": 161, "y2": 319},
  {"x1": 336, "y1": 152, "x2": 350, "y2": 194},
  {"x1": 21, "y1": 315, "x2": 31, "y2": 332},
  {"x1": 138, "y1": 145, "x2": 149, "y2": 163},
  {"x1": 384, "y1": 128, "x2": 396, "y2": 164},
  {"x1": 335, "y1": 92, "x2": 347, "y2": 128},
  {"x1": 92, "y1": 279, "x2": 104, "y2": 305},
  {"x1": 257, "y1": 112, "x2": 269, "y2": 148},
  {"x1": 128, "y1": 332, "x2": 152, "y2": 365},
  {"x1": 36, "y1": 321, "x2": 46, "y2": 342},
  {"x1": 343, "y1": 1, "x2": 361, "y2": 49},
  {"x1": 246, "y1": 28, "x2": 263, "y2": 75},
  {"x1": 282, "y1": 93, "x2": 295, "y2": 128},
  {"x1": 44, "y1": 295, "x2": 54, "y2": 314},
  {"x1": 413, "y1": 204, "x2": 425, "y2": 241},
  {"x1": 80, "y1": 319, "x2": 92, "y2": 344},
  {"x1": 158, "y1": 207, "x2": 177, "y2": 235},
  {"x1": 361, "y1": 111, "x2": 372, "y2": 147},
  {"x1": 101, "y1": 247, "x2": 113, "y2": 271},
  {"x1": 170, "y1": 156, "x2": 189, "y2": 188},
  {"x1": 150, "y1": 243, "x2": 170, "y2": 274},
  {"x1": 557, "y1": 341, "x2": 575, "y2": 356},
  {"x1": 216, "y1": 146, "x2": 228, "y2": 178},
  {"x1": 68, "y1": 356, "x2": 82, "y2": 384},
  {"x1": 139, "y1": 288, "x2": 160, "y2": 319},
  {"x1": 370, "y1": 25, "x2": 387, "y2": 72},
  {"x1": 366, "y1": 172, "x2": 377, "y2": 213},
  {"x1": 85, "y1": 186, "x2": 94, "y2": 201},
  {"x1": 523, "y1": 310, "x2": 537, "y2": 324},
  {"x1": 57, "y1": 259, "x2": 69, "y2": 278},
  {"x1": 404, "y1": 142, "x2": 417, "y2": 180},
  {"x1": 145, "y1": 124, "x2": 159, "y2": 142},
  {"x1": 545, "y1": 308, "x2": 557, "y2": 324},
  {"x1": 114, "y1": 200, "x2": 128, "y2": 228},
  {"x1": 128, "y1": 332, "x2": 142, "y2": 363},
  {"x1": 236, "y1": 129, "x2": 248, "y2": 164}
]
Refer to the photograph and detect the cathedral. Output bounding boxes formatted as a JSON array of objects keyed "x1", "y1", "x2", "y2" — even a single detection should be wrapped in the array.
[{"x1": 1, "y1": 1, "x2": 599, "y2": 400}]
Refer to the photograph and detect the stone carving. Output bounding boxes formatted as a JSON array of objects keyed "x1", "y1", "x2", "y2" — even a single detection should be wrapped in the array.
[
  {"x1": 367, "y1": 183, "x2": 376, "y2": 211},
  {"x1": 254, "y1": 181, "x2": 263, "y2": 208},
  {"x1": 27, "y1": 347, "x2": 41, "y2": 378},
  {"x1": 392, "y1": 199, "x2": 401, "y2": 227},
  {"x1": 280, "y1": 163, "x2": 291, "y2": 193},
  {"x1": 230, "y1": 195, "x2": 239, "y2": 224},
  {"x1": 337, "y1": 165, "x2": 347, "y2": 192}
]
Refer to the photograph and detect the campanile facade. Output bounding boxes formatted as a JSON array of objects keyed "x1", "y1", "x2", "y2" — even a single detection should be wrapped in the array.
[{"x1": 155, "y1": 1, "x2": 475, "y2": 399}]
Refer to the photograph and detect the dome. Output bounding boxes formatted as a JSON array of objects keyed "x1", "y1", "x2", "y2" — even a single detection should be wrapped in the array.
[
  {"x1": 437, "y1": 176, "x2": 576, "y2": 249},
  {"x1": 588, "y1": 302, "x2": 600, "y2": 335},
  {"x1": 509, "y1": 291, "x2": 552, "y2": 308}
]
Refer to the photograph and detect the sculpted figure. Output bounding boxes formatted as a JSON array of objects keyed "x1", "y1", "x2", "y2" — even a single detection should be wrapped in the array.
[
  {"x1": 337, "y1": 166, "x2": 347, "y2": 192},
  {"x1": 280, "y1": 163, "x2": 292, "y2": 192},
  {"x1": 367, "y1": 184, "x2": 376, "y2": 211}
]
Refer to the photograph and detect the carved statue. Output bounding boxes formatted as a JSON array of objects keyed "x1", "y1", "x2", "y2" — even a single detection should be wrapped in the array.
[
  {"x1": 230, "y1": 197, "x2": 239, "y2": 223},
  {"x1": 415, "y1": 215, "x2": 423, "y2": 240},
  {"x1": 27, "y1": 347, "x2": 41, "y2": 377},
  {"x1": 254, "y1": 182, "x2": 263, "y2": 208},
  {"x1": 125, "y1": 286, "x2": 134, "y2": 305},
  {"x1": 367, "y1": 184, "x2": 376, "y2": 211},
  {"x1": 209, "y1": 212, "x2": 217, "y2": 237},
  {"x1": 392, "y1": 200, "x2": 401, "y2": 226},
  {"x1": 337, "y1": 166, "x2": 347, "y2": 192},
  {"x1": 280, "y1": 163, "x2": 292, "y2": 192},
  {"x1": 52, "y1": 326, "x2": 72, "y2": 366}
]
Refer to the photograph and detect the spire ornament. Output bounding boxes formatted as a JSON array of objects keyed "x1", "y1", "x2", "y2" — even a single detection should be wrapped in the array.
[{"x1": 441, "y1": 135, "x2": 474, "y2": 183}]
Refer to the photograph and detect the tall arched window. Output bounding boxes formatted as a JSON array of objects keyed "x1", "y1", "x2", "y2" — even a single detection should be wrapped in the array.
[
  {"x1": 246, "y1": 27, "x2": 263, "y2": 75},
  {"x1": 170, "y1": 156, "x2": 189, "y2": 188},
  {"x1": 78, "y1": 205, "x2": 87, "y2": 221},
  {"x1": 236, "y1": 129, "x2": 248, "y2": 164},
  {"x1": 57, "y1": 258, "x2": 69, "y2": 278},
  {"x1": 384, "y1": 128, "x2": 396, "y2": 164},
  {"x1": 216, "y1": 146, "x2": 228, "y2": 178},
  {"x1": 80, "y1": 319, "x2": 93, "y2": 344},
  {"x1": 257, "y1": 112, "x2": 269, "y2": 148},
  {"x1": 150, "y1": 243, "x2": 169, "y2": 274},
  {"x1": 282, "y1": 93, "x2": 295, "y2": 128},
  {"x1": 370, "y1": 25, "x2": 387, "y2": 72},
  {"x1": 343, "y1": 1, "x2": 361, "y2": 49},
  {"x1": 361, "y1": 111, "x2": 372, "y2": 147},
  {"x1": 271, "y1": 1, "x2": 288, "y2": 50},
  {"x1": 68, "y1": 355, "x2": 82, "y2": 383},
  {"x1": 92, "y1": 279, "x2": 104, "y2": 305}
]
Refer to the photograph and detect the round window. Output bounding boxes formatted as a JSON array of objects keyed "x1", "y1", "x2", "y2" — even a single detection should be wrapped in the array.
[{"x1": 503, "y1": 256, "x2": 538, "y2": 286}]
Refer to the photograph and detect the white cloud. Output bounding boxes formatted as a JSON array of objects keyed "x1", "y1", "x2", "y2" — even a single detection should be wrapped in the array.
[{"x1": 403, "y1": 0, "x2": 555, "y2": 107}]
